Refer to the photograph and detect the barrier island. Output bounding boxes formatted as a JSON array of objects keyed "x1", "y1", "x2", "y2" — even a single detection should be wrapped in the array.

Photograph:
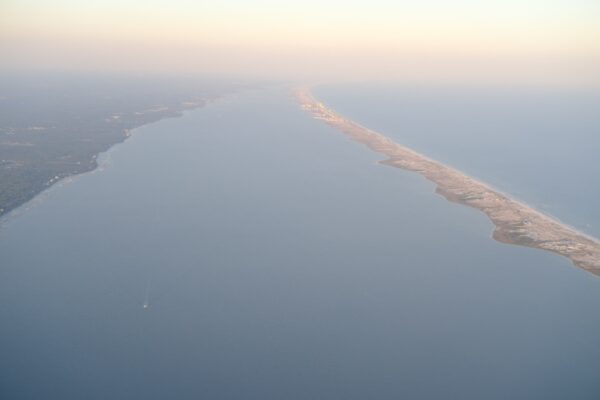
[{"x1": 297, "y1": 87, "x2": 600, "y2": 277}]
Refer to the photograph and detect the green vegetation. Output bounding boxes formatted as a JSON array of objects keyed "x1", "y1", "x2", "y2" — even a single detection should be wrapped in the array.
[{"x1": 0, "y1": 72, "x2": 250, "y2": 217}]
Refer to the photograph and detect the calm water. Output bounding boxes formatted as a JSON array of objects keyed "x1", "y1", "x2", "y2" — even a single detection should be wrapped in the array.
[
  {"x1": 315, "y1": 83, "x2": 600, "y2": 238},
  {"x1": 1, "y1": 87, "x2": 599, "y2": 399}
]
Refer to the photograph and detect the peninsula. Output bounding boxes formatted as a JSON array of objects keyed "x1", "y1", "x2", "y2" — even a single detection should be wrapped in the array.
[{"x1": 296, "y1": 87, "x2": 600, "y2": 277}]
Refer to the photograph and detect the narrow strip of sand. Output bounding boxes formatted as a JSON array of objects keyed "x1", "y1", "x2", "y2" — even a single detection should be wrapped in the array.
[{"x1": 296, "y1": 86, "x2": 600, "y2": 277}]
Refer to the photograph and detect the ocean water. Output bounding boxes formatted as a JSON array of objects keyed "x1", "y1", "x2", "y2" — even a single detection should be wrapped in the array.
[
  {"x1": 1, "y1": 87, "x2": 599, "y2": 399},
  {"x1": 314, "y1": 83, "x2": 600, "y2": 238}
]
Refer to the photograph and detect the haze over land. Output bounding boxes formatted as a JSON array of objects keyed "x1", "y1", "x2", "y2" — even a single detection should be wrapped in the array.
[
  {"x1": 0, "y1": 73, "x2": 248, "y2": 217},
  {"x1": 2, "y1": 0, "x2": 600, "y2": 85}
]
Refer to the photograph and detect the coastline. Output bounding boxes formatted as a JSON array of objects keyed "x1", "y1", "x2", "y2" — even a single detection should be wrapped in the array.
[
  {"x1": 0, "y1": 100, "x2": 210, "y2": 226},
  {"x1": 296, "y1": 86, "x2": 600, "y2": 277}
]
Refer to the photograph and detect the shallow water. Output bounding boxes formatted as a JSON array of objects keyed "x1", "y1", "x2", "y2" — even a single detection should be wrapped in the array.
[{"x1": 1, "y1": 87, "x2": 599, "y2": 399}]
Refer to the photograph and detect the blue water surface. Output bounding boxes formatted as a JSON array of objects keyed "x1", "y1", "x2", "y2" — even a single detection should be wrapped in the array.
[{"x1": 1, "y1": 87, "x2": 599, "y2": 399}]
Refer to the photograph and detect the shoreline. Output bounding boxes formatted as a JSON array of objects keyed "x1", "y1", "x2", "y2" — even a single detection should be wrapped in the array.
[
  {"x1": 296, "y1": 86, "x2": 600, "y2": 277},
  {"x1": 0, "y1": 100, "x2": 212, "y2": 227}
]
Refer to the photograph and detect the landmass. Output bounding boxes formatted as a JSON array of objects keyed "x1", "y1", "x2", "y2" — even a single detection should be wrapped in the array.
[
  {"x1": 296, "y1": 86, "x2": 600, "y2": 277},
  {"x1": 0, "y1": 73, "x2": 250, "y2": 218}
]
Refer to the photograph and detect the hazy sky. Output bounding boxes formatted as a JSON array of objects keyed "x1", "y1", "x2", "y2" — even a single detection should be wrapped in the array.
[{"x1": 2, "y1": 0, "x2": 599, "y2": 84}]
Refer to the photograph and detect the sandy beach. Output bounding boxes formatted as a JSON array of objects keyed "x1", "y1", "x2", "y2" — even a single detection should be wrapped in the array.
[{"x1": 297, "y1": 86, "x2": 600, "y2": 277}]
